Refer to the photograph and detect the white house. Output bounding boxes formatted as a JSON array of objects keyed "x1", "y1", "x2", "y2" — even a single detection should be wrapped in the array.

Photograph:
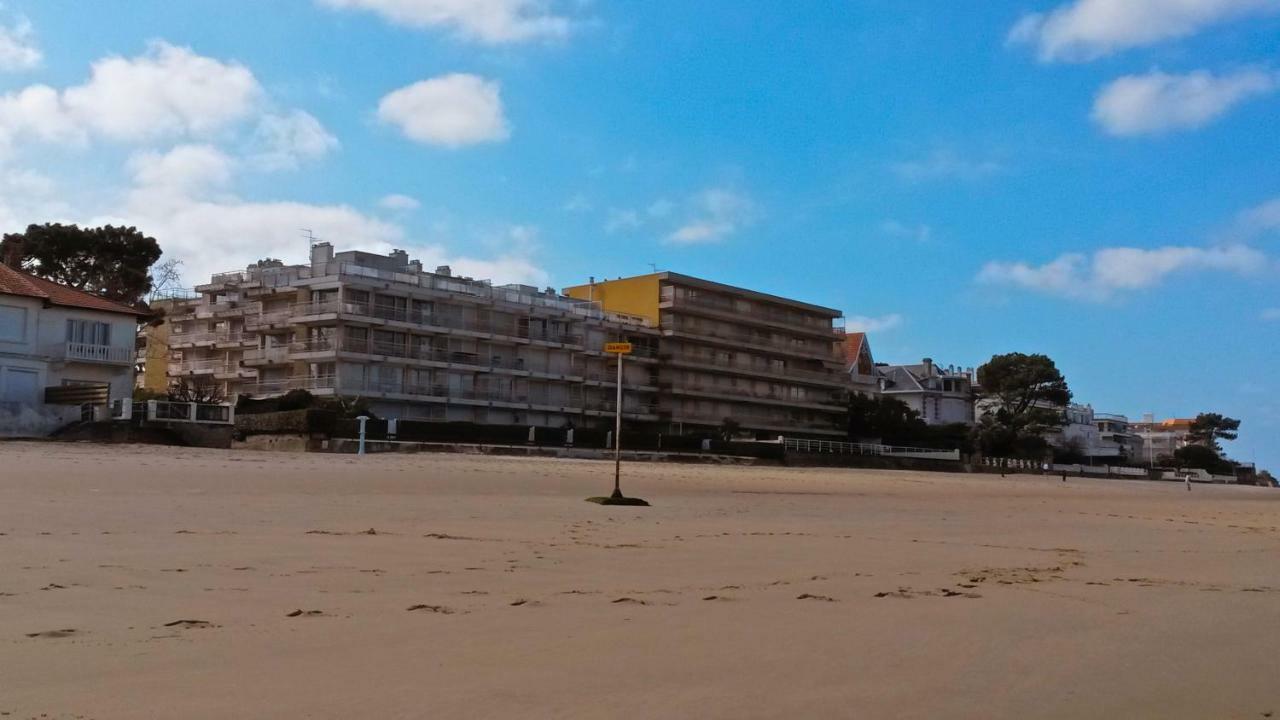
[
  {"x1": 0, "y1": 264, "x2": 142, "y2": 436},
  {"x1": 876, "y1": 358, "x2": 978, "y2": 426}
]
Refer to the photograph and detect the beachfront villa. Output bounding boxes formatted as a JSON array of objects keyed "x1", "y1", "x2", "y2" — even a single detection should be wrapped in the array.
[
  {"x1": 874, "y1": 358, "x2": 978, "y2": 426},
  {"x1": 839, "y1": 333, "x2": 978, "y2": 427},
  {"x1": 1041, "y1": 404, "x2": 1139, "y2": 463},
  {"x1": 0, "y1": 263, "x2": 142, "y2": 435},
  {"x1": 564, "y1": 272, "x2": 849, "y2": 438},
  {"x1": 1131, "y1": 415, "x2": 1198, "y2": 464}
]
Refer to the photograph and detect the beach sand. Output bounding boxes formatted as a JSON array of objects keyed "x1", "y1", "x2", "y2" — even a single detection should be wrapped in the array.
[{"x1": 1, "y1": 441, "x2": 1278, "y2": 719}]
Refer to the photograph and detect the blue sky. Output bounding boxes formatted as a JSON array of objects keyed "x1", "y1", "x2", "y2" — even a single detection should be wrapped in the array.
[{"x1": 1, "y1": 0, "x2": 1277, "y2": 468}]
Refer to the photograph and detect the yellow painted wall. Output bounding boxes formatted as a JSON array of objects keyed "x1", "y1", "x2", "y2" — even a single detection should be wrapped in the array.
[
  {"x1": 563, "y1": 274, "x2": 662, "y2": 326},
  {"x1": 138, "y1": 320, "x2": 171, "y2": 393}
]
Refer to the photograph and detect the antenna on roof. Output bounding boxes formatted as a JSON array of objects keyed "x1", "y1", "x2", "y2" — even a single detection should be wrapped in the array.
[
  {"x1": 301, "y1": 228, "x2": 317, "y2": 263},
  {"x1": 648, "y1": 263, "x2": 658, "y2": 273}
]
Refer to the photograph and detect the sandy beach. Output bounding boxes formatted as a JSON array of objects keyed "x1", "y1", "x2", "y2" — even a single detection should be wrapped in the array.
[{"x1": 1, "y1": 442, "x2": 1278, "y2": 719}]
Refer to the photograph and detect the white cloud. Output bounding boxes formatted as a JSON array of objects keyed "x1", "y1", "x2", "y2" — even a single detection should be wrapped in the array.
[
  {"x1": 1261, "y1": 308, "x2": 1280, "y2": 321},
  {"x1": 1009, "y1": 0, "x2": 1280, "y2": 63},
  {"x1": 0, "y1": 41, "x2": 262, "y2": 147},
  {"x1": 426, "y1": 248, "x2": 548, "y2": 286},
  {"x1": 251, "y1": 110, "x2": 339, "y2": 170},
  {"x1": 879, "y1": 219, "x2": 933, "y2": 243},
  {"x1": 977, "y1": 244, "x2": 1270, "y2": 300},
  {"x1": 379, "y1": 193, "x2": 421, "y2": 211},
  {"x1": 98, "y1": 168, "x2": 404, "y2": 284},
  {"x1": 890, "y1": 149, "x2": 1004, "y2": 183},
  {"x1": 0, "y1": 13, "x2": 40, "y2": 71},
  {"x1": 666, "y1": 188, "x2": 756, "y2": 245},
  {"x1": 1237, "y1": 196, "x2": 1280, "y2": 235},
  {"x1": 128, "y1": 144, "x2": 235, "y2": 196},
  {"x1": 845, "y1": 313, "x2": 903, "y2": 333},
  {"x1": 316, "y1": 0, "x2": 574, "y2": 44},
  {"x1": 377, "y1": 73, "x2": 509, "y2": 147},
  {"x1": 604, "y1": 208, "x2": 641, "y2": 234},
  {"x1": 1092, "y1": 68, "x2": 1278, "y2": 136}
]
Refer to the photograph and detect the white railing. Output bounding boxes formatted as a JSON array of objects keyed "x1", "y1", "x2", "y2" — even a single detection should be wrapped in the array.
[
  {"x1": 242, "y1": 347, "x2": 291, "y2": 363},
  {"x1": 784, "y1": 437, "x2": 961, "y2": 461},
  {"x1": 51, "y1": 343, "x2": 134, "y2": 365},
  {"x1": 238, "y1": 375, "x2": 336, "y2": 396}
]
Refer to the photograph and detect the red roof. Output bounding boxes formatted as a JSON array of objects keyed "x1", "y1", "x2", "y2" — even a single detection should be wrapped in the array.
[{"x1": 0, "y1": 263, "x2": 144, "y2": 316}]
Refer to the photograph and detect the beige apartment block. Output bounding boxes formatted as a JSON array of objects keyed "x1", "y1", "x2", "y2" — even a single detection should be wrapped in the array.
[
  {"x1": 159, "y1": 244, "x2": 659, "y2": 429},
  {"x1": 565, "y1": 272, "x2": 848, "y2": 438}
]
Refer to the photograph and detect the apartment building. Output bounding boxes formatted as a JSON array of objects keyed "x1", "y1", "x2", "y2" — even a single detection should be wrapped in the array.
[
  {"x1": 563, "y1": 272, "x2": 848, "y2": 438},
  {"x1": 1093, "y1": 412, "x2": 1138, "y2": 461},
  {"x1": 161, "y1": 244, "x2": 660, "y2": 429},
  {"x1": 1, "y1": 263, "x2": 142, "y2": 435},
  {"x1": 1132, "y1": 415, "x2": 1197, "y2": 464}
]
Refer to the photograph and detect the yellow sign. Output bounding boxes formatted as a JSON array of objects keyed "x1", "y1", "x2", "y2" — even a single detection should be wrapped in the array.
[{"x1": 604, "y1": 342, "x2": 633, "y2": 354}]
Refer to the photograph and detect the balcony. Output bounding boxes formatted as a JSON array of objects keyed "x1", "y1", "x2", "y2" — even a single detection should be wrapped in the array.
[
  {"x1": 49, "y1": 342, "x2": 135, "y2": 366},
  {"x1": 238, "y1": 375, "x2": 336, "y2": 396},
  {"x1": 242, "y1": 347, "x2": 292, "y2": 365},
  {"x1": 660, "y1": 287, "x2": 838, "y2": 331},
  {"x1": 244, "y1": 309, "x2": 294, "y2": 329},
  {"x1": 663, "y1": 318, "x2": 835, "y2": 360},
  {"x1": 662, "y1": 351, "x2": 845, "y2": 386},
  {"x1": 289, "y1": 300, "x2": 587, "y2": 346}
]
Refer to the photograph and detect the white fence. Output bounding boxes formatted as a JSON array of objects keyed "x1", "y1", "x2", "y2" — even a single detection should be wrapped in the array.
[
  {"x1": 784, "y1": 437, "x2": 960, "y2": 461},
  {"x1": 982, "y1": 458, "x2": 1149, "y2": 476}
]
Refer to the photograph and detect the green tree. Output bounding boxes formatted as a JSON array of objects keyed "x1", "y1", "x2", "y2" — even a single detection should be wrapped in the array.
[
  {"x1": 1, "y1": 223, "x2": 162, "y2": 305},
  {"x1": 974, "y1": 352, "x2": 1071, "y2": 459},
  {"x1": 847, "y1": 393, "x2": 926, "y2": 442},
  {"x1": 1188, "y1": 413, "x2": 1240, "y2": 453},
  {"x1": 1169, "y1": 444, "x2": 1235, "y2": 476}
]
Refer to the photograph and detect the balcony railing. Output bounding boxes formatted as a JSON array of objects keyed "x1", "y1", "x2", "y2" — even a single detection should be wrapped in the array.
[
  {"x1": 660, "y1": 287, "x2": 837, "y2": 331},
  {"x1": 664, "y1": 318, "x2": 833, "y2": 357},
  {"x1": 663, "y1": 351, "x2": 841, "y2": 383},
  {"x1": 168, "y1": 332, "x2": 254, "y2": 347},
  {"x1": 289, "y1": 301, "x2": 588, "y2": 346},
  {"x1": 238, "y1": 375, "x2": 336, "y2": 396},
  {"x1": 49, "y1": 342, "x2": 134, "y2": 365},
  {"x1": 668, "y1": 383, "x2": 844, "y2": 406},
  {"x1": 244, "y1": 309, "x2": 294, "y2": 329},
  {"x1": 242, "y1": 347, "x2": 292, "y2": 364}
]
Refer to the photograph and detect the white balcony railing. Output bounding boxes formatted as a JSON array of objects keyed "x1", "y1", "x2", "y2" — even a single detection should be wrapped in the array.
[{"x1": 50, "y1": 343, "x2": 134, "y2": 365}]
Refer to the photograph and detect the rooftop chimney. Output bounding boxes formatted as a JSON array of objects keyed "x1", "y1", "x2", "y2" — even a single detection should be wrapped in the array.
[
  {"x1": 922, "y1": 358, "x2": 934, "y2": 377},
  {"x1": 310, "y1": 242, "x2": 333, "y2": 271}
]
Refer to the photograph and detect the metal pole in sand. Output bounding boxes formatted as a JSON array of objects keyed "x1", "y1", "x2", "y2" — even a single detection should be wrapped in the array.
[
  {"x1": 587, "y1": 342, "x2": 648, "y2": 506},
  {"x1": 613, "y1": 348, "x2": 623, "y2": 499}
]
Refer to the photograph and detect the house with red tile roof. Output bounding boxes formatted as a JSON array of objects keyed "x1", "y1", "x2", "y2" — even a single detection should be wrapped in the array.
[{"x1": 0, "y1": 263, "x2": 143, "y2": 435}]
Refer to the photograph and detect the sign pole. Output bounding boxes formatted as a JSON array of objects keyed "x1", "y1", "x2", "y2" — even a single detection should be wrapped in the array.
[
  {"x1": 613, "y1": 348, "x2": 624, "y2": 498},
  {"x1": 587, "y1": 342, "x2": 648, "y2": 506}
]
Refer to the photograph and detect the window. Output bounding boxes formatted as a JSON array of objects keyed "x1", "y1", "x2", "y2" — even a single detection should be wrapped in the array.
[
  {"x1": 0, "y1": 367, "x2": 39, "y2": 404},
  {"x1": 0, "y1": 305, "x2": 25, "y2": 342},
  {"x1": 66, "y1": 319, "x2": 111, "y2": 346}
]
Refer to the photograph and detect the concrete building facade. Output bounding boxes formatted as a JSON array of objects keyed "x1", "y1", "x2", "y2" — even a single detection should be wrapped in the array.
[
  {"x1": 160, "y1": 244, "x2": 660, "y2": 429},
  {"x1": 564, "y1": 272, "x2": 848, "y2": 438}
]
